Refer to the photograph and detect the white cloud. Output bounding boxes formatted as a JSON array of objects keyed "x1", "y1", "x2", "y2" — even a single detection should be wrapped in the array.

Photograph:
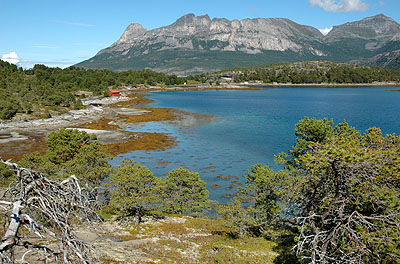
[
  {"x1": 309, "y1": 0, "x2": 369, "y2": 12},
  {"x1": 32, "y1": 45, "x2": 59, "y2": 49},
  {"x1": 1, "y1": 52, "x2": 20, "y2": 64},
  {"x1": 53, "y1": 20, "x2": 94, "y2": 27},
  {"x1": 319, "y1": 27, "x2": 333, "y2": 35}
]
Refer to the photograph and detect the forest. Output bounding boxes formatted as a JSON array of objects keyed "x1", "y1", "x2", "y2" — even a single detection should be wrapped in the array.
[
  {"x1": 3, "y1": 60, "x2": 400, "y2": 120},
  {"x1": 0, "y1": 61, "x2": 185, "y2": 120},
  {"x1": 209, "y1": 61, "x2": 400, "y2": 84}
]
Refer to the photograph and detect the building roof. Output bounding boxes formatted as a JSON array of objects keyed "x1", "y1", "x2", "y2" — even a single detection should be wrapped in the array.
[{"x1": 108, "y1": 89, "x2": 120, "y2": 93}]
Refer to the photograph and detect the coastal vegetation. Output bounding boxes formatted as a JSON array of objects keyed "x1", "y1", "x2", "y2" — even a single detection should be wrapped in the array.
[
  {"x1": 220, "y1": 117, "x2": 400, "y2": 263},
  {"x1": 2, "y1": 58, "x2": 400, "y2": 121},
  {"x1": 1, "y1": 59, "x2": 400, "y2": 262},
  {"x1": 201, "y1": 60, "x2": 400, "y2": 84},
  {"x1": 1, "y1": 117, "x2": 398, "y2": 263},
  {"x1": 0, "y1": 60, "x2": 185, "y2": 120}
]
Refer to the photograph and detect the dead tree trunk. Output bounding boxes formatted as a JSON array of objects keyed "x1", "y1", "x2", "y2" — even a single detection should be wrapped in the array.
[{"x1": 0, "y1": 159, "x2": 100, "y2": 263}]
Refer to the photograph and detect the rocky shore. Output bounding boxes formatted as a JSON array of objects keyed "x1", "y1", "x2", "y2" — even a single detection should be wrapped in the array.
[
  {"x1": 0, "y1": 94, "x2": 150, "y2": 160},
  {"x1": 2, "y1": 83, "x2": 396, "y2": 160}
]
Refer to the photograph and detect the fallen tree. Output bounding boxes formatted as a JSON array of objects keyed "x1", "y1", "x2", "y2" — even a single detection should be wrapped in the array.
[{"x1": 0, "y1": 159, "x2": 100, "y2": 263}]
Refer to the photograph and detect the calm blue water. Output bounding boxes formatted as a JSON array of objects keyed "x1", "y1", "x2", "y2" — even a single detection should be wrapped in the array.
[{"x1": 111, "y1": 87, "x2": 400, "y2": 202}]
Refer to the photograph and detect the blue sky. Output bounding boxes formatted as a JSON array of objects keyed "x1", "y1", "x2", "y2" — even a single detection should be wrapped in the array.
[{"x1": 1, "y1": 0, "x2": 400, "y2": 68}]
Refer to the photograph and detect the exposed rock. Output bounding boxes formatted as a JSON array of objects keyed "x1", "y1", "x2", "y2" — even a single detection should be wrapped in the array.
[
  {"x1": 103, "y1": 14, "x2": 324, "y2": 56},
  {"x1": 326, "y1": 14, "x2": 400, "y2": 42},
  {"x1": 76, "y1": 13, "x2": 400, "y2": 74},
  {"x1": 363, "y1": 49, "x2": 400, "y2": 69}
]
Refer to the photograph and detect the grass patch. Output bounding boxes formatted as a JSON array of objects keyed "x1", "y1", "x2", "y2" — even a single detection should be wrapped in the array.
[
  {"x1": 98, "y1": 206, "x2": 118, "y2": 221},
  {"x1": 123, "y1": 213, "x2": 280, "y2": 263},
  {"x1": 101, "y1": 258, "x2": 125, "y2": 264},
  {"x1": 186, "y1": 217, "x2": 235, "y2": 235},
  {"x1": 198, "y1": 235, "x2": 278, "y2": 264}
]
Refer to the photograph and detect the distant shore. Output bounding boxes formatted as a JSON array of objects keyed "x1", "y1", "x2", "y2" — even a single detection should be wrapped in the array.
[{"x1": 239, "y1": 82, "x2": 400, "y2": 87}]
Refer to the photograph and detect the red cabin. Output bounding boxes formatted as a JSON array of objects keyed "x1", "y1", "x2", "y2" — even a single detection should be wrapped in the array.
[{"x1": 108, "y1": 89, "x2": 121, "y2": 97}]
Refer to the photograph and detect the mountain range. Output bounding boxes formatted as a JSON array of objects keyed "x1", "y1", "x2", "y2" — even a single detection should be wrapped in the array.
[{"x1": 76, "y1": 13, "x2": 400, "y2": 75}]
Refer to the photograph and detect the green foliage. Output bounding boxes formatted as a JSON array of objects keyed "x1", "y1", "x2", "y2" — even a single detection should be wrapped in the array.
[
  {"x1": 108, "y1": 159, "x2": 160, "y2": 217},
  {"x1": 160, "y1": 168, "x2": 211, "y2": 216},
  {"x1": 289, "y1": 117, "x2": 335, "y2": 161},
  {"x1": 64, "y1": 141, "x2": 111, "y2": 186},
  {"x1": 0, "y1": 162, "x2": 15, "y2": 186},
  {"x1": 74, "y1": 98, "x2": 83, "y2": 110},
  {"x1": 219, "y1": 164, "x2": 284, "y2": 236},
  {"x1": 221, "y1": 117, "x2": 399, "y2": 262},
  {"x1": 218, "y1": 197, "x2": 255, "y2": 237},
  {"x1": 215, "y1": 60, "x2": 400, "y2": 84},
  {"x1": 0, "y1": 60, "x2": 186, "y2": 120},
  {"x1": 277, "y1": 117, "x2": 360, "y2": 167},
  {"x1": 277, "y1": 118, "x2": 400, "y2": 263},
  {"x1": 107, "y1": 166, "x2": 213, "y2": 220},
  {"x1": 46, "y1": 128, "x2": 97, "y2": 164},
  {"x1": 0, "y1": 89, "x2": 20, "y2": 119},
  {"x1": 19, "y1": 129, "x2": 110, "y2": 188},
  {"x1": 18, "y1": 151, "x2": 59, "y2": 176}
]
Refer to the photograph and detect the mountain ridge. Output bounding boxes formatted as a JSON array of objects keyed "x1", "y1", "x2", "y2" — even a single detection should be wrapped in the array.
[{"x1": 76, "y1": 13, "x2": 400, "y2": 75}]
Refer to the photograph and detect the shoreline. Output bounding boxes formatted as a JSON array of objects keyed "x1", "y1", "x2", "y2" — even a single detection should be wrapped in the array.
[
  {"x1": 0, "y1": 88, "x2": 213, "y2": 160},
  {"x1": 1, "y1": 83, "x2": 400, "y2": 160},
  {"x1": 239, "y1": 82, "x2": 400, "y2": 87}
]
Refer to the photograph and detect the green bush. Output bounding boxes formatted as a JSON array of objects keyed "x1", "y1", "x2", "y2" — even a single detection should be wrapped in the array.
[
  {"x1": 108, "y1": 159, "x2": 160, "y2": 221},
  {"x1": 160, "y1": 168, "x2": 211, "y2": 216}
]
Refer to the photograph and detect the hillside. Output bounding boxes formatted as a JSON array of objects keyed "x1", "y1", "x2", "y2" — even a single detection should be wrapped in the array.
[
  {"x1": 76, "y1": 14, "x2": 400, "y2": 75},
  {"x1": 205, "y1": 60, "x2": 400, "y2": 84},
  {"x1": 363, "y1": 49, "x2": 400, "y2": 69},
  {"x1": 0, "y1": 60, "x2": 184, "y2": 120}
]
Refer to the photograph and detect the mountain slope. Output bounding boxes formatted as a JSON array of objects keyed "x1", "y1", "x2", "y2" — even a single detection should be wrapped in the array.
[
  {"x1": 363, "y1": 49, "x2": 400, "y2": 69},
  {"x1": 76, "y1": 14, "x2": 400, "y2": 75}
]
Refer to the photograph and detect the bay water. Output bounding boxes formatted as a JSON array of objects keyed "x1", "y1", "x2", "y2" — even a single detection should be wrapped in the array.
[{"x1": 111, "y1": 87, "x2": 400, "y2": 202}]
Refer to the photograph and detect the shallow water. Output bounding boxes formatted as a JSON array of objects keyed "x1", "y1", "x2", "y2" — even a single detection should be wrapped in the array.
[{"x1": 110, "y1": 87, "x2": 400, "y2": 202}]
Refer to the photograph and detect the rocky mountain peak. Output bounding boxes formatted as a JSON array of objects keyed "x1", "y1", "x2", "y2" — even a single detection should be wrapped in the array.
[
  {"x1": 172, "y1": 13, "x2": 211, "y2": 28},
  {"x1": 357, "y1": 14, "x2": 400, "y2": 34},
  {"x1": 118, "y1": 23, "x2": 147, "y2": 43},
  {"x1": 76, "y1": 13, "x2": 400, "y2": 75},
  {"x1": 363, "y1": 13, "x2": 395, "y2": 23},
  {"x1": 326, "y1": 13, "x2": 400, "y2": 40}
]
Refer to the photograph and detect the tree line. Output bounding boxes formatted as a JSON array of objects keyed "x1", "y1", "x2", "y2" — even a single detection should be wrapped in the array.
[
  {"x1": 215, "y1": 61, "x2": 400, "y2": 84},
  {"x1": 0, "y1": 61, "x2": 186, "y2": 120}
]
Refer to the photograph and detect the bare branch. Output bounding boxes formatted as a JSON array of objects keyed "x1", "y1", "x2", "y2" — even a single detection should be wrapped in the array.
[{"x1": 0, "y1": 158, "x2": 100, "y2": 263}]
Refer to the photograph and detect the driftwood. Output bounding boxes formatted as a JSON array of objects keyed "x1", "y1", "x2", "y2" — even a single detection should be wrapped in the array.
[{"x1": 0, "y1": 159, "x2": 100, "y2": 263}]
